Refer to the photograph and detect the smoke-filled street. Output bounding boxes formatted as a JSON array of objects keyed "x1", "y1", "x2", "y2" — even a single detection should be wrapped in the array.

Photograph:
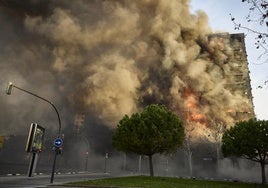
[{"x1": 0, "y1": 0, "x2": 264, "y2": 184}]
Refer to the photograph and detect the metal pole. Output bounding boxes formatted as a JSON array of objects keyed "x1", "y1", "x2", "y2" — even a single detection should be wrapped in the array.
[
  {"x1": 28, "y1": 152, "x2": 38, "y2": 177},
  {"x1": 11, "y1": 85, "x2": 61, "y2": 136},
  {"x1": 85, "y1": 151, "x2": 89, "y2": 172},
  {"x1": 50, "y1": 150, "x2": 57, "y2": 183},
  {"x1": 6, "y1": 82, "x2": 62, "y2": 184},
  {"x1": 104, "y1": 153, "x2": 108, "y2": 173},
  {"x1": 82, "y1": 136, "x2": 90, "y2": 171}
]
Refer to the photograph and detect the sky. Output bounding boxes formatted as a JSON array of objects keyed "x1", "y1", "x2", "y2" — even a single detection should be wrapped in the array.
[{"x1": 191, "y1": 0, "x2": 268, "y2": 120}]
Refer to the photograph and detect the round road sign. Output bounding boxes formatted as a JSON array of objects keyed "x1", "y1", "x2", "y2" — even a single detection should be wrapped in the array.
[{"x1": 54, "y1": 138, "x2": 63, "y2": 147}]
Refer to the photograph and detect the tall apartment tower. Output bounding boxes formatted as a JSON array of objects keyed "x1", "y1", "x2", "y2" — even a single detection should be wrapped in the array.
[{"x1": 209, "y1": 33, "x2": 255, "y2": 122}]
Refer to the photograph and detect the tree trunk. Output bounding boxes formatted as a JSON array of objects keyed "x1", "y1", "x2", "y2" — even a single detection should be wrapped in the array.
[
  {"x1": 148, "y1": 155, "x2": 154, "y2": 177},
  {"x1": 138, "y1": 155, "x2": 142, "y2": 175},
  {"x1": 216, "y1": 146, "x2": 220, "y2": 173},
  {"x1": 188, "y1": 151, "x2": 193, "y2": 177},
  {"x1": 260, "y1": 162, "x2": 266, "y2": 185}
]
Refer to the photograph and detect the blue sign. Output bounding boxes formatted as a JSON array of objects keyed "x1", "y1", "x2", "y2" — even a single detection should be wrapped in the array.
[{"x1": 54, "y1": 138, "x2": 63, "y2": 147}]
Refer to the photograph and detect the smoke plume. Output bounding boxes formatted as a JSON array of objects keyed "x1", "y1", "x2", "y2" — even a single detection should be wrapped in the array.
[{"x1": 0, "y1": 0, "x2": 252, "y2": 138}]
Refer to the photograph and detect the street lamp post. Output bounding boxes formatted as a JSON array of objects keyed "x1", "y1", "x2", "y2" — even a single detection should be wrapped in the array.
[
  {"x1": 104, "y1": 153, "x2": 108, "y2": 173},
  {"x1": 82, "y1": 136, "x2": 90, "y2": 172},
  {"x1": 6, "y1": 82, "x2": 62, "y2": 184}
]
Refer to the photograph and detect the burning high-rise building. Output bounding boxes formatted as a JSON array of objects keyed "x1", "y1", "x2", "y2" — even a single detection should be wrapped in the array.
[
  {"x1": 211, "y1": 33, "x2": 255, "y2": 121},
  {"x1": 0, "y1": 0, "x2": 257, "y2": 177},
  {"x1": 0, "y1": 0, "x2": 255, "y2": 136},
  {"x1": 178, "y1": 32, "x2": 255, "y2": 138}
]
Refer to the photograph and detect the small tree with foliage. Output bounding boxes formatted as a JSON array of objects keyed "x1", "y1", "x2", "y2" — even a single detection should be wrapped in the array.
[
  {"x1": 222, "y1": 119, "x2": 268, "y2": 185},
  {"x1": 112, "y1": 104, "x2": 185, "y2": 177}
]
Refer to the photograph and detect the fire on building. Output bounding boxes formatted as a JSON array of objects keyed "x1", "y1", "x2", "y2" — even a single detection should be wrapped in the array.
[
  {"x1": 0, "y1": 32, "x2": 255, "y2": 178},
  {"x1": 0, "y1": 0, "x2": 257, "y2": 182},
  {"x1": 180, "y1": 33, "x2": 255, "y2": 138}
]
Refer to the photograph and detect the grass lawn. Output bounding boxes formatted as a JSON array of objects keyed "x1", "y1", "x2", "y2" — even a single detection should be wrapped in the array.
[{"x1": 66, "y1": 176, "x2": 268, "y2": 188}]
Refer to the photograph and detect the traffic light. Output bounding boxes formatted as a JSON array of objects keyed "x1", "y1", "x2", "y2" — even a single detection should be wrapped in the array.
[{"x1": 6, "y1": 82, "x2": 13, "y2": 95}]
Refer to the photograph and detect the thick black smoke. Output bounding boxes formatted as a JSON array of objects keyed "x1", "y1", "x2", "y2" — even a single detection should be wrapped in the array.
[
  {"x1": 0, "y1": 1, "x2": 258, "y2": 181},
  {"x1": 0, "y1": 0, "x2": 252, "y2": 140}
]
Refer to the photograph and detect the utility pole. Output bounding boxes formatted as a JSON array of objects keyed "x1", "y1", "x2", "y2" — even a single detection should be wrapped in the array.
[{"x1": 6, "y1": 82, "x2": 62, "y2": 184}]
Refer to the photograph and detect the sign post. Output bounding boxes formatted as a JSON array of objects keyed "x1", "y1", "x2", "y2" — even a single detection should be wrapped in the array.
[
  {"x1": 25, "y1": 123, "x2": 45, "y2": 177},
  {"x1": 6, "y1": 82, "x2": 62, "y2": 184},
  {"x1": 50, "y1": 137, "x2": 63, "y2": 183}
]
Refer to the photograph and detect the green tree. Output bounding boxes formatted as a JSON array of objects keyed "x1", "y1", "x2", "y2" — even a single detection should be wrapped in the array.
[
  {"x1": 222, "y1": 119, "x2": 268, "y2": 185},
  {"x1": 112, "y1": 104, "x2": 185, "y2": 177}
]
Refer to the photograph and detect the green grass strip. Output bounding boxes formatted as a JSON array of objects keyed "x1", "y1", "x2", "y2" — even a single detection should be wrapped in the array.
[{"x1": 66, "y1": 176, "x2": 268, "y2": 188}]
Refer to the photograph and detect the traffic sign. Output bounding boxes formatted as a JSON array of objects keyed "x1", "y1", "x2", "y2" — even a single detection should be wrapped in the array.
[{"x1": 54, "y1": 138, "x2": 63, "y2": 147}]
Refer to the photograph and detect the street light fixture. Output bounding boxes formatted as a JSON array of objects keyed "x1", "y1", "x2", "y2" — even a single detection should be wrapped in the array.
[{"x1": 6, "y1": 82, "x2": 62, "y2": 184}]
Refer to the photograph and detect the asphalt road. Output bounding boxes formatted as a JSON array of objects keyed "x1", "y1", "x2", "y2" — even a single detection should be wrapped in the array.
[{"x1": 0, "y1": 172, "x2": 111, "y2": 188}]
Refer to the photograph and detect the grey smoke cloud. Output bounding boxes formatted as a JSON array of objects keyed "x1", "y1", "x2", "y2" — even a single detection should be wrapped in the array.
[{"x1": 0, "y1": 0, "x2": 252, "y2": 137}]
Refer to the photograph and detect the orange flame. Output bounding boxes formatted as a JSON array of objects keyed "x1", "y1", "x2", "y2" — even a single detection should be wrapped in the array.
[{"x1": 183, "y1": 88, "x2": 207, "y2": 126}]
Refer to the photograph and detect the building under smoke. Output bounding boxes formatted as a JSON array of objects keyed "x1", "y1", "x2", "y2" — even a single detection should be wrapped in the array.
[
  {"x1": 210, "y1": 33, "x2": 254, "y2": 121},
  {"x1": 184, "y1": 32, "x2": 255, "y2": 136},
  {"x1": 0, "y1": 0, "x2": 257, "y2": 179}
]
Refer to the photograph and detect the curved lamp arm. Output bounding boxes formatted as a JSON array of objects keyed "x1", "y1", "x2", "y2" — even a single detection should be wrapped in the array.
[{"x1": 6, "y1": 82, "x2": 61, "y2": 137}]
